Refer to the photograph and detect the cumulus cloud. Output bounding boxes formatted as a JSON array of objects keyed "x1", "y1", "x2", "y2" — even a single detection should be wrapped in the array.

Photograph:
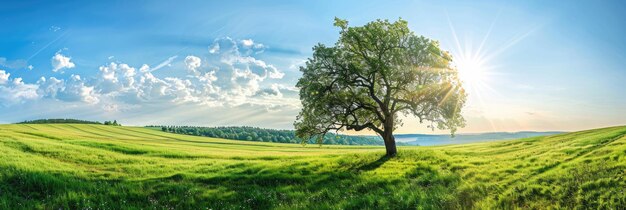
[
  {"x1": 184, "y1": 55, "x2": 202, "y2": 74},
  {"x1": 268, "y1": 68, "x2": 285, "y2": 79},
  {"x1": 164, "y1": 77, "x2": 199, "y2": 103},
  {"x1": 67, "y1": 75, "x2": 100, "y2": 104},
  {"x1": 1, "y1": 37, "x2": 295, "y2": 113},
  {"x1": 96, "y1": 62, "x2": 137, "y2": 94},
  {"x1": 206, "y1": 37, "x2": 289, "y2": 105},
  {"x1": 0, "y1": 70, "x2": 39, "y2": 105},
  {"x1": 93, "y1": 62, "x2": 164, "y2": 103},
  {"x1": 209, "y1": 43, "x2": 220, "y2": 54},
  {"x1": 0, "y1": 70, "x2": 99, "y2": 106},
  {"x1": 239, "y1": 39, "x2": 267, "y2": 55},
  {"x1": 241, "y1": 39, "x2": 254, "y2": 47},
  {"x1": 256, "y1": 84, "x2": 283, "y2": 97},
  {"x1": 102, "y1": 103, "x2": 119, "y2": 112},
  {"x1": 37, "y1": 75, "x2": 99, "y2": 104},
  {"x1": 51, "y1": 53, "x2": 75, "y2": 72},
  {"x1": 0, "y1": 70, "x2": 9, "y2": 85},
  {"x1": 36, "y1": 77, "x2": 62, "y2": 99}
]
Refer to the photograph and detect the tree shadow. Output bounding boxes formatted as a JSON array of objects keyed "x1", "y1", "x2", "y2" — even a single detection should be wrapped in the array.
[{"x1": 356, "y1": 155, "x2": 391, "y2": 171}]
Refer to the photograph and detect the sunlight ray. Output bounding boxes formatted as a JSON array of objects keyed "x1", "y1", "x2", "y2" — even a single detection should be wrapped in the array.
[
  {"x1": 438, "y1": 84, "x2": 454, "y2": 107},
  {"x1": 483, "y1": 25, "x2": 541, "y2": 63},
  {"x1": 476, "y1": 9, "x2": 502, "y2": 60},
  {"x1": 445, "y1": 11, "x2": 464, "y2": 59}
]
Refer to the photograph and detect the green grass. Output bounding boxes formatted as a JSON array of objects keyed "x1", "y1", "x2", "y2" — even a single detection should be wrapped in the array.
[{"x1": 0, "y1": 124, "x2": 625, "y2": 209}]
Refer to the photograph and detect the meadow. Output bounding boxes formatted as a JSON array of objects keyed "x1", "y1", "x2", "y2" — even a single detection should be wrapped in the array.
[{"x1": 0, "y1": 124, "x2": 624, "y2": 209}]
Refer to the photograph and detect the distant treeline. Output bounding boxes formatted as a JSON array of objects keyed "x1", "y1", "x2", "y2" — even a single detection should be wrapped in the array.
[
  {"x1": 149, "y1": 126, "x2": 392, "y2": 145},
  {"x1": 16, "y1": 119, "x2": 121, "y2": 126}
]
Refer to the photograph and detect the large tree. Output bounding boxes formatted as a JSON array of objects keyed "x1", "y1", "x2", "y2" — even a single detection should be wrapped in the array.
[{"x1": 295, "y1": 18, "x2": 467, "y2": 156}]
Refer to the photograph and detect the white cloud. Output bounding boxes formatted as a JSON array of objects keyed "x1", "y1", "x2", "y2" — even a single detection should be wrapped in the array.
[
  {"x1": 139, "y1": 64, "x2": 150, "y2": 73},
  {"x1": 1, "y1": 37, "x2": 296, "y2": 115},
  {"x1": 184, "y1": 55, "x2": 202, "y2": 73},
  {"x1": 217, "y1": 39, "x2": 284, "y2": 80},
  {"x1": 257, "y1": 83, "x2": 283, "y2": 97},
  {"x1": 133, "y1": 68, "x2": 171, "y2": 101},
  {"x1": 117, "y1": 37, "x2": 286, "y2": 107},
  {"x1": 96, "y1": 62, "x2": 137, "y2": 94},
  {"x1": 51, "y1": 53, "x2": 75, "y2": 72},
  {"x1": 273, "y1": 83, "x2": 299, "y2": 92},
  {"x1": 102, "y1": 103, "x2": 119, "y2": 112},
  {"x1": 239, "y1": 39, "x2": 267, "y2": 54},
  {"x1": 0, "y1": 71, "x2": 39, "y2": 105},
  {"x1": 74, "y1": 82, "x2": 100, "y2": 104},
  {"x1": 254, "y1": 43, "x2": 265, "y2": 49},
  {"x1": 0, "y1": 70, "x2": 9, "y2": 85},
  {"x1": 203, "y1": 37, "x2": 288, "y2": 105},
  {"x1": 241, "y1": 39, "x2": 254, "y2": 47},
  {"x1": 164, "y1": 77, "x2": 199, "y2": 103},
  {"x1": 36, "y1": 76, "x2": 63, "y2": 98},
  {"x1": 268, "y1": 67, "x2": 285, "y2": 79},
  {"x1": 91, "y1": 61, "x2": 203, "y2": 104},
  {"x1": 209, "y1": 43, "x2": 220, "y2": 54},
  {"x1": 37, "y1": 75, "x2": 99, "y2": 104}
]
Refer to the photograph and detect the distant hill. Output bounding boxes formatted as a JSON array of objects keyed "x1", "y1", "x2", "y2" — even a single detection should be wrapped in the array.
[{"x1": 396, "y1": 131, "x2": 563, "y2": 146}]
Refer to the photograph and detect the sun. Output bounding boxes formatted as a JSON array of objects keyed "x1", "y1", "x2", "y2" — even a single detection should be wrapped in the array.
[{"x1": 455, "y1": 54, "x2": 487, "y2": 87}]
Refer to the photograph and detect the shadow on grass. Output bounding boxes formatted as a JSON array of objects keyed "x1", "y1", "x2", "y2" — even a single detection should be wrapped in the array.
[
  {"x1": 356, "y1": 155, "x2": 391, "y2": 171},
  {"x1": 0, "y1": 155, "x2": 464, "y2": 209}
]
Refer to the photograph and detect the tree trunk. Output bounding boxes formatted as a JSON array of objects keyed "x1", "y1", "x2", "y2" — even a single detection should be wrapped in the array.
[
  {"x1": 381, "y1": 113, "x2": 397, "y2": 157},
  {"x1": 382, "y1": 129, "x2": 397, "y2": 157}
]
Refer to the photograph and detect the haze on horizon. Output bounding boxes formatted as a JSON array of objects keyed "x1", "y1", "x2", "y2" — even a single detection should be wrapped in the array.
[{"x1": 1, "y1": 0, "x2": 625, "y2": 134}]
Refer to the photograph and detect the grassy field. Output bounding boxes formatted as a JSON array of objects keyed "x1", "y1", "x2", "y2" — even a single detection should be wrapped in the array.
[{"x1": 0, "y1": 124, "x2": 625, "y2": 209}]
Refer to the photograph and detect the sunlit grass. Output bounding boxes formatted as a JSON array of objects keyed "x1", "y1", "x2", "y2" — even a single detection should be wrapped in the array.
[{"x1": 0, "y1": 124, "x2": 625, "y2": 209}]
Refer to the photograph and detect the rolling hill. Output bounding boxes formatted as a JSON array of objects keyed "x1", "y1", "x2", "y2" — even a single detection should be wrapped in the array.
[{"x1": 0, "y1": 124, "x2": 624, "y2": 209}]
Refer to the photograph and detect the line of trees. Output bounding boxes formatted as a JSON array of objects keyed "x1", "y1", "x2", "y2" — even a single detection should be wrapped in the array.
[
  {"x1": 150, "y1": 126, "x2": 392, "y2": 145},
  {"x1": 103, "y1": 120, "x2": 121, "y2": 126},
  {"x1": 16, "y1": 119, "x2": 121, "y2": 126}
]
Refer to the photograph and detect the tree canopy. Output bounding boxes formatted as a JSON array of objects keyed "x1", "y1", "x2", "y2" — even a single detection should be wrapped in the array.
[{"x1": 295, "y1": 18, "x2": 466, "y2": 156}]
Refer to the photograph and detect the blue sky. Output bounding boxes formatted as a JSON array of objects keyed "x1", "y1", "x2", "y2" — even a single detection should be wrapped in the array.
[{"x1": 1, "y1": 0, "x2": 625, "y2": 133}]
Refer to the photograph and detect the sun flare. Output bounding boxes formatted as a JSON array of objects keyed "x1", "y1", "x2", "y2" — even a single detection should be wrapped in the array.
[{"x1": 455, "y1": 55, "x2": 487, "y2": 86}]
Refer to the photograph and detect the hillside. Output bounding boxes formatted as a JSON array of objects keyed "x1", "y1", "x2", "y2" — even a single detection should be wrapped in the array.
[{"x1": 0, "y1": 124, "x2": 624, "y2": 209}]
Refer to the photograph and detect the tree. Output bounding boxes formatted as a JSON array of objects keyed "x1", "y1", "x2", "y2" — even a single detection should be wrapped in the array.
[{"x1": 295, "y1": 18, "x2": 466, "y2": 156}]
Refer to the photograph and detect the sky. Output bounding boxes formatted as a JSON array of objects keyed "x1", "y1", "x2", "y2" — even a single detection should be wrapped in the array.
[{"x1": 1, "y1": 0, "x2": 625, "y2": 134}]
